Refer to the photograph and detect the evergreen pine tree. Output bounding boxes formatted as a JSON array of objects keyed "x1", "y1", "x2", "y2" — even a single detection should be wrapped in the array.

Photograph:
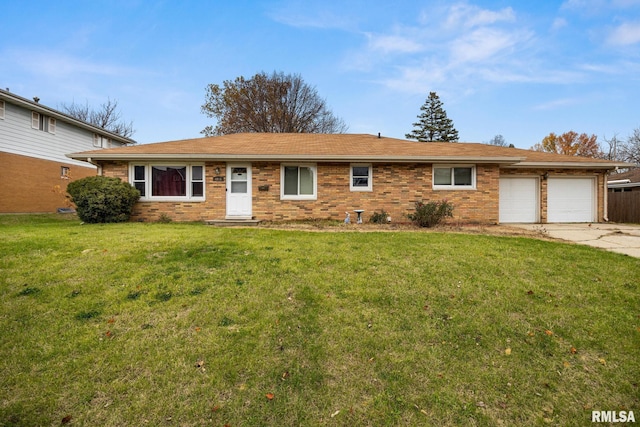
[{"x1": 405, "y1": 92, "x2": 459, "y2": 142}]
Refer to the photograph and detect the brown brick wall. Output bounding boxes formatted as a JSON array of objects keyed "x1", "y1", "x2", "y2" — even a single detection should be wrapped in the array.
[
  {"x1": 500, "y1": 168, "x2": 606, "y2": 222},
  {"x1": 98, "y1": 161, "x2": 608, "y2": 224},
  {"x1": 101, "y1": 160, "x2": 502, "y2": 224},
  {"x1": 0, "y1": 152, "x2": 96, "y2": 213}
]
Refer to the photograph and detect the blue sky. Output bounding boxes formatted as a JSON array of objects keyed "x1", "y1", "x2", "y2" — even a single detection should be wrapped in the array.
[{"x1": 2, "y1": 0, "x2": 639, "y2": 148}]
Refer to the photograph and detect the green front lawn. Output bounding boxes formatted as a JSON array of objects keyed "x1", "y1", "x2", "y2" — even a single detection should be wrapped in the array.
[{"x1": 0, "y1": 215, "x2": 638, "y2": 426}]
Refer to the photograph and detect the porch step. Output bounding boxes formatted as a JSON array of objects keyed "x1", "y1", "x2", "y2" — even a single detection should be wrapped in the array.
[{"x1": 206, "y1": 219, "x2": 261, "y2": 227}]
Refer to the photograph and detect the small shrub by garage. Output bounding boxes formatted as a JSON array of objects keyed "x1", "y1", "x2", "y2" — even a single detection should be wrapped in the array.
[{"x1": 67, "y1": 176, "x2": 140, "y2": 223}]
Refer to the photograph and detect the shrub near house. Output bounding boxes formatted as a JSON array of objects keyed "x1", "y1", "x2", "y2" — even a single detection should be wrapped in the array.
[{"x1": 67, "y1": 176, "x2": 140, "y2": 223}]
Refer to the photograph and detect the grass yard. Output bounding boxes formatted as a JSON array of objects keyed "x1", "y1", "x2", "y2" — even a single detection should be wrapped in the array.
[{"x1": 0, "y1": 215, "x2": 638, "y2": 426}]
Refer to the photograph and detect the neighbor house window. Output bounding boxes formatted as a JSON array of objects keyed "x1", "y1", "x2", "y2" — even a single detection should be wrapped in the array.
[
  {"x1": 433, "y1": 165, "x2": 475, "y2": 189},
  {"x1": 93, "y1": 134, "x2": 111, "y2": 148},
  {"x1": 281, "y1": 164, "x2": 316, "y2": 199},
  {"x1": 60, "y1": 167, "x2": 70, "y2": 179},
  {"x1": 31, "y1": 111, "x2": 56, "y2": 134},
  {"x1": 0, "y1": 100, "x2": 5, "y2": 119},
  {"x1": 130, "y1": 164, "x2": 205, "y2": 201},
  {"x1": 350, "y1": 164, "x2": 372, "y2": 191}
]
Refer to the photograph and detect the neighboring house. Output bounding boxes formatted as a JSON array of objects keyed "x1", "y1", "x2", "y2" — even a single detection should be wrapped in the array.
[
  {"x1": 608, "y1": 168, "x2": 640, "y2": 192},
  {"x1": 68, "y1": 133, "x2": 631, "y2": 224},
  {"x1": 0, "y1": 88, "x2": 136, "y2": 213},
  {"x1": 607, "y1": 168, "x2": 640, "y2": 223}
]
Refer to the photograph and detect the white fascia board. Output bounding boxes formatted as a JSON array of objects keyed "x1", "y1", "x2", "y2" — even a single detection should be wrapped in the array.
[
  {"x1": 67, "y1": 152, "x2": 524, "y2": 164},
  {"x1": 504, "y1": 161, "x2": 634, "y2": 169}
]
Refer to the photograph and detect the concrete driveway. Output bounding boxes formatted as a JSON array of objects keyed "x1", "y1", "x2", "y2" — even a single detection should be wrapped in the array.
[{"x1": 509, "y1": 223, "x2": 640, "y2": 258}]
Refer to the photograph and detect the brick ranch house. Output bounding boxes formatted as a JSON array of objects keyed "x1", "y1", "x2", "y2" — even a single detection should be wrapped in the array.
[{"x1": 68, "y1": 133, "x2": 631, "y2": 224}]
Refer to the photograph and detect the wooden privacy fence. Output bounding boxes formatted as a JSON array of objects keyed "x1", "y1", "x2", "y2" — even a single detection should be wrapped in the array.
[{"x1": 608, "y1": 191, "x2": 640, "y2": 223}]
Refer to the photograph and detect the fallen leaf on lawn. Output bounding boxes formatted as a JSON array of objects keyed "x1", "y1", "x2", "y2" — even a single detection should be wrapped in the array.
[
  {"x1": 61, "y1": 415, "x2": 72, "y2": 424},
  {"x1": 563, "y1": 361, "x2": 571, "y2": 368},
  {"x1": 527, "y1": 331, "x2": 535, "y2": 337},
  {"x1": 195, "y1": 359, "x2": 205, "y2": 368},
  {"x1": 281, "y1": 371, "x2": 289, "y2": 380},
  {"x1": 477, "y1": 401, "x2": 486, "y2": 408},
  {"x1": 212, "y1": 405, "x2": 220, "y2": 412},
  {"x1": 570, "y1": 347, "x2": 577, "y2": 354},
  {"x1": 598, "y1": 358, "x2": 606, "y2": 365},
  {"x1": 266, "y1": 393, "x2": 274, "y2": 400},
  {"x1": 527, "y1": 290, "x2": 534, "y2": 295},
  {"x1": 505, "y1": 348, "x2": 512, "y2": 356},
  {"x1": 105, "y1": 330, "x2": 112, "y2": 338},
  {"x1": 331, "y1": 410, "x2": 340, "y2": 417},
  {"x1": 544, "y1": 330, "x2": 553, "y2": 336},
  {"x1": 107, "y1": 317, "x2": 115, "y2": 324},
  {"x1": 195, "y1": 327, "x2": 201, "y2": 332}
]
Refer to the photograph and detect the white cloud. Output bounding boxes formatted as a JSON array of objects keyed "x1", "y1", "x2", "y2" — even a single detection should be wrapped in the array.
[
  {"x1": 445, "y1": 3, "x2": 515, "y2": 29},
  {"x1": 449, "y1": 27, "x2": 523, "y2": 64},
  {"x1": 365, "y1": 33, "x2": 423, "y2": 54},
  {"x1": 607, "y1": 21, "x2": 640, "y2": 45},
  {"x1": 551, "y1": 17, "x2": 568, "y2": 31},
  {"x1": 5, "y1": 48, "x2": 134, "y2": 79}
]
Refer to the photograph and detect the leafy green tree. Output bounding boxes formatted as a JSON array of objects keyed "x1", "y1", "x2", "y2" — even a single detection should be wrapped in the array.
[
  {"x1": 200, "y1": 71, "x2": 347, "y2": 136},
  {"x1": 406, "y1": 92, "x2": 459, "y2": 142}
]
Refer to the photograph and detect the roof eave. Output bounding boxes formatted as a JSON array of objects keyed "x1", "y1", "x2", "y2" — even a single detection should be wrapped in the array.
[
  {"x1": 67, "y1": 152, "x2": 525, "y2": 164},
  {"x1": 504, "y1": 161, "x2": 634, "y2": 170}
]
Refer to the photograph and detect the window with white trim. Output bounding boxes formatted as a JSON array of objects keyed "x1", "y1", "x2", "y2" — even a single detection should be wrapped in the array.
[
  {"x1": 350, "y1": 164, "x2": 372, "y2": 191},
  {"x1": 31, "y1": 111, "x2": 56, "y2": 134},
  {"x1": 130, "y1": 164, "x2": 205, "y2": 201},
  {"x1": 0, "y1": 100, "x2": 5, "y2": 119},
  {"x1": 281, "y1": 164, "x2": 317, "y2": 200},
  {"x1": 433, "y1": 165, "x2": 476, "y2": 189},
  {"x1": 93, "y1": 134, "x2": 111, "y2": 148}
]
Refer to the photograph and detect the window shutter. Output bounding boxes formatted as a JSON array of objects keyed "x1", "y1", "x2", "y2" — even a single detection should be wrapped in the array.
[
  {"x1": 32, "y1": 111, "x2": 40, "y2": 129},
  {"x1": 0, "y1": 100, "x2": 5, "y2": 119},
  {"x1": 48, "y1": 117, "x2": 56, "y2": 134},
  {"x1": 93, "y1": 133, "x2": 100, "y2": 147}
]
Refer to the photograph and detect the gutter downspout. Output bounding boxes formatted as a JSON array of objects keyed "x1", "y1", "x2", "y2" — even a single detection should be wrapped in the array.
[
  {"x1": 87, "y1": 157, "x2": 103, "y2": 176},
  {"x1": 603, "y1": 171, "x2": 609, "y2": 222}
]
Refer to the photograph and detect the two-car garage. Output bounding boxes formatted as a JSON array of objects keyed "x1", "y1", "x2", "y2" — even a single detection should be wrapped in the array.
[{"x1": 499, "y1": 176, "x2": 596, "y2": 223}]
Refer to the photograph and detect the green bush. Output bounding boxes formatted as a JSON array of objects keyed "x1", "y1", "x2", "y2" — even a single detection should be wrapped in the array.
[
  {"x1": 369, "y1": 210, "x2": 390, "y2": 224},
  {"x1": 67, "y1": 176, "x2": 140, "y2": 223},
  {"x1": 407, "y1": 200, "x2": 454, "y2": 228}
]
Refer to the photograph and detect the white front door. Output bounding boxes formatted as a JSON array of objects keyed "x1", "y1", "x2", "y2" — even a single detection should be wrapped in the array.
[{"x1": 226, "y1": 164, "x2": 252, "y2": 218}]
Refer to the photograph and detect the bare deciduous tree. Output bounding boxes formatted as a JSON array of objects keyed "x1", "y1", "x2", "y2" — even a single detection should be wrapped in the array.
[
  {"x1": 60, "y1": 98, "x2": 135, "y2": 139},
  {"x1": 200, "y1": 71, "x2": 348, "y2": 136}
]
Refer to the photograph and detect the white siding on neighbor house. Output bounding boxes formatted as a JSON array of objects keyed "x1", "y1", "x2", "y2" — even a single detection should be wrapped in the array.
[{"x1": 0, "y1": 101, "x2": 124, "y2": 169}]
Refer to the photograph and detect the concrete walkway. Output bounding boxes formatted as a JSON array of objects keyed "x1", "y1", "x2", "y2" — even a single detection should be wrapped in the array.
[{"x1": 509, "y1": 223, "x2": 640, "y2": 258}]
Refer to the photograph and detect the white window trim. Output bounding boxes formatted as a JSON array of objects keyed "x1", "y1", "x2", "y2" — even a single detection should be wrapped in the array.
[
  {"x1": 48, "y1": 117, "x2": 56, "y2": 134},
  {"x1": 0, "y1": 100, "x2": 5, "y2": 119},
  {"x1": 280, "y1": 164, "x2": 317, "y2": 200},
  {"x1": 350, "y1": 163, "x2": 373, "y2": 192},
  {"x1": 31, "y1": 111, "x2": 55, "y2": 134},
  {"x1": 129, "y1": 163, "x2": 206, "y2": 202},
  {"x1": 433, "y1": 164, "x2": 476, "y2": 190}
]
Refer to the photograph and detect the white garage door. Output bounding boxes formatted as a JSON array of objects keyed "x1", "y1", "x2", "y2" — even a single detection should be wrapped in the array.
[
  {"x1": 547, "y1": 178, "x2": 595, "y2": 223},
  {"x1": 499, "y1": 177, "x2": 539, "y2": 223}
]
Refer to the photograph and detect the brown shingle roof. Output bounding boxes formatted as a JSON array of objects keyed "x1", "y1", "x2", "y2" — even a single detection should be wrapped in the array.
[{"x1": 67, "y1": 133, "x2": 630, "y2": 169}]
